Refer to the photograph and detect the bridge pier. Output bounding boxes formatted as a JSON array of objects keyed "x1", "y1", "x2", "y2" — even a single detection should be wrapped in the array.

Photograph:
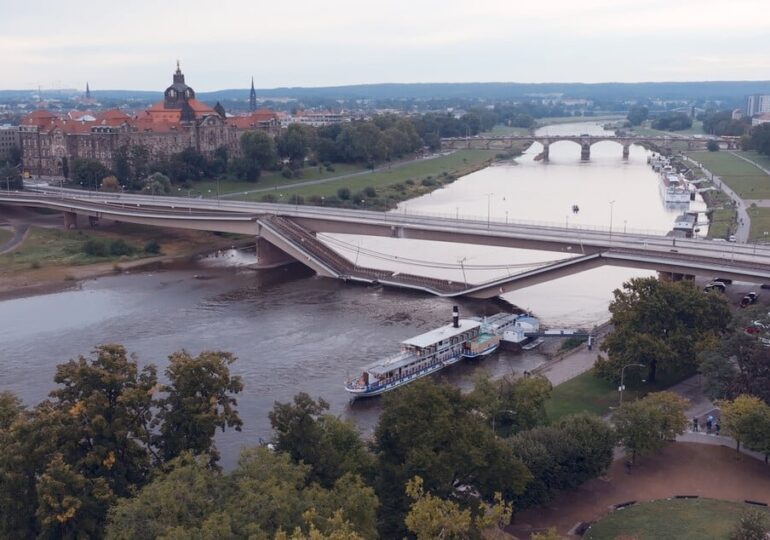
[
  {"x1": 622, "y1": 143, "x2": 630, "y2": 159},
  {"x1": 581, "y1": 143, "x2": 590, "y2": 161},
  {"x1": 63, "y1": 211, "x2": 78, "y2": 229},
  {"x1": 542, "y1": 143, "x2": 550, "y2": 162},
  {"x1": 253, "y1": 236, "x2": 297, "y2": 269}
]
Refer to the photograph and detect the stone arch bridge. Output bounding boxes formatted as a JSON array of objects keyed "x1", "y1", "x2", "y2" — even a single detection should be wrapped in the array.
[{"x1": 441, "y1": 135, "x2": 739, "y2": 161}]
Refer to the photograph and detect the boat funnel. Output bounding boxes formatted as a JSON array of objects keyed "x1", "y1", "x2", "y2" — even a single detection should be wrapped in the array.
[{"x1": 452, "y1": 306, "x2": 459, "y2": 328}]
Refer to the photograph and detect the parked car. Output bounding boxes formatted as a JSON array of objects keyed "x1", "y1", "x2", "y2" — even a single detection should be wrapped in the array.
[
  {"x1": 704, "y1": 282, "x2": 726, "y2": 293},
  {"x1": 741, "y1": 292, "x2": 759, "y2": 307},
  {"x1": 728, "y1": 235, "x2": 737, "y2": 242}
]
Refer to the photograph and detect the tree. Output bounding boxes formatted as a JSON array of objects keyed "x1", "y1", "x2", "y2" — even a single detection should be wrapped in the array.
[
  {"x1": 241, "y1": 130, "x2": 278, "y2": 170},
  {"x1": 598, "y1": 277, "x2": 729, "y2": 383},
  {"x1": 469, "y1": 372, "x2": 552, "y2": 436},
  {"x1": 531, "y1": 528, "x2": 561, "y2": 540},
  {"x1": 100, "y1": 175, "x2": 120, "y2": 192},
  {"x1": 613, "y1": 391, "x2": 688, "y2": 463},
  {"x1": 269, "y1": 393, "x2": 374, "y2": 487},
  {"x1": 279, "y1": 124, "x2": 315, "y2": 166},
  {"x1": 144, "y1": 171, "x2": 171, "y2": 195},
  {"x1": 72, "y1": 158, "x2": 112, "y2": 189},
  {"x1": 627, "y1": 106, "x2": 649, "y2": 126},
  {"x1": 106, "y1": 448, "x2": 379, "y2": 540},
  {"x1": 0, "y1": 162, "x2": 22, "y2": 190},
  {"x1": 746, "y1": 123, "x2": 770, "y2": 156},
  {"x1": 155, "y1": 350, "x2": 244, "y2": 465},
  {"x1": 373, "y1": 379, "x2": 531, "y2": 538},
  {"x1": 707, "y1": 140, "x2": 720, "y2": 152},
  {"x1": 730, "y1": 509, "x2": 770, "y2": 540},
  {"x1": 718, "y1": 395, "x2": 770, "y2": 456},
  {"x1": 0, "y1": 391, "x2": 23, "y2": 430},
  {"x1": 651, "y1": 112, "x2": 693, "y2": 132}
]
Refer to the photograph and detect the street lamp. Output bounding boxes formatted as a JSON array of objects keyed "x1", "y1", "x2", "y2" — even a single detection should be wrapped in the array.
[
  {"x1": 485, "y1": 192, "x2": 494, "y2": 229},
  {"x1": 491, "y1": 409, "x2": 516, "y2": 436},
  {"x1": 609, "y1": 200, "x2": 616, "y2": 241},
  {"x1": 619, "y1": 363, "x2": 645, "y2": 405}
]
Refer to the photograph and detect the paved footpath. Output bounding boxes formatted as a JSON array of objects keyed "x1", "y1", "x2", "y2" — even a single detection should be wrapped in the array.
[{"x1": 534, "y1": 325, "x2": 612, "y2": 386}]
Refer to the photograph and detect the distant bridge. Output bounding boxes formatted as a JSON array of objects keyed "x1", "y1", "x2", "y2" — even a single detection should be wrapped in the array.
[
  {"x1": 1, "y1": 189, "x2": 768, "y2": 299},
  {"x1": 441, "y1": 134, "x2": 739, "y2": 160}
]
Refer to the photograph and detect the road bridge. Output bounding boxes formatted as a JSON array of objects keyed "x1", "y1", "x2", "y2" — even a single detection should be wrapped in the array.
[
  {"x1": 1, "y1": 189, "x2": 769, "y2": 299},
  {"x1": 441, "y1": 134, "x2": 739, "y2": 161}
]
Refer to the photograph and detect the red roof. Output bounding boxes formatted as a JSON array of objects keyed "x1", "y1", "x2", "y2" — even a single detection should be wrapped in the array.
[
  {"x1": 227, "y1": 110, "x2": 279, "y2": 129},
  {"x1": 22, "y1": 109, "x2": 58, "y2": 127},
  {"x1": 95, "y1": 108, "x2": 130, "y2": 126}
]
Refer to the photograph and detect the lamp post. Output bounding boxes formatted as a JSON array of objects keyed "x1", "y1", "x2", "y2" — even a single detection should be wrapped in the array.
[
  {"x1": 485, "y1": 192, "x2": 494, "y2": 229},
  {"x1": 609, "y1": 200, "x2": 616, "y2": 241},
  {"x1": 491, "y1": 409, "x2": 516, "y2": 437},
  {"x1": 619, "y1": 363, "x2": 645, "y2": 405}
]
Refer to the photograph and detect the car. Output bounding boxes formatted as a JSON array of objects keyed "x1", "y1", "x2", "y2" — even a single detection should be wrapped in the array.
[
  {"x1": 704, "y1": 282, "x2": 726, "y2": 293},
  {"x1": 740, "y1": 292, "x2": 759, "y2": 307},
  {"x1": 712, "y1": 278, "x2": 733, "y2": 285},
  {"x1": 728, "y1": 235, "x2": 737, "y2": 242}
]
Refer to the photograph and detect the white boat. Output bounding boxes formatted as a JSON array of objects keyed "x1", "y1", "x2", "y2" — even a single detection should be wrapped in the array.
[
  {"x1": 344, "y1": 307, "x2": 500, "y2": 398},
  {"x1": 659, "y1": 167, "x2": 691, "y2": 204},
  {"x1": 521, "y1": 337, "x2": 545, "y2": 351},
  {"x1": 500, "y1": 315, "x2": 541, "y2": 351}
]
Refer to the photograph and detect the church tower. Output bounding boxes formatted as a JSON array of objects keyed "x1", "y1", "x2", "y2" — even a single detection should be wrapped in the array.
[
  {"x1": 85, "y1": 82, "x2": 91, "y2": 99},
  {"x1": 250, "y1": 77, "x2": 257, "y2": 112}
]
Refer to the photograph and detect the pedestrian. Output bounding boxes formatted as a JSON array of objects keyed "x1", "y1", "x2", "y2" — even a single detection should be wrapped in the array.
[
  {"x1": 715, "y1": 422, "x2": 721, "y2": 436},
  {"x1": 706, "y1": 415, "x2": 714, "y2": 434},
  {"x1": 692, "y1": 417, "x2": 699, "y2": 432}
]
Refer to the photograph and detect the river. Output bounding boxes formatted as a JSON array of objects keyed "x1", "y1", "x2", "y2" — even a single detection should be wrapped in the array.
[{"x1": 0, "y1": 121, "x2": 705, "y2": 467}]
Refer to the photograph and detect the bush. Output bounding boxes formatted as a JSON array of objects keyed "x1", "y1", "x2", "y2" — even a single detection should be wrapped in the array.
[
  {"x1": 261, "y1": 194, "x2": 277, "y2": 203},
  {"x1": 421, "y1": 178, "x2": 437, "y2": 187},
  {"x1": 144, "y1": 239, "x2": 161, "y2": 254},
  {"x1": 83, "y1": 239, "x2": 108, "y2": 257},
  {"x1": 405, "y1": 179, "x2": 415, "y2": 185},
  {"x1": 109, "y1": 239, "x2": 135, "y2": 257},
  {"x1": 288, "y1": 194, "x2": 304, "y2": 205},
  {"x1": 707, "y1": 140, "x2": 720, "y2": 152},
  {"x1": 337, "y1": 187, "x2": 351, "y2": 200},
  {"x1": 325, "y1": 165, "x2": 335, "y2": 172},
  {"x1": 281, "y1": 166, "x2": 293, "y2": 179},
  {"x1": 363, "y1": 186, "x2": 377, "y2": 197}
]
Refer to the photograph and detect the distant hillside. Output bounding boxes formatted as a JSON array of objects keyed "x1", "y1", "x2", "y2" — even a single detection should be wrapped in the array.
[
  {"x1": 199, "y1": 81, "x2": 770, "y2": 102},
  {"x1": 3, "y1": 81, "x2": 770, "y2": 103}
]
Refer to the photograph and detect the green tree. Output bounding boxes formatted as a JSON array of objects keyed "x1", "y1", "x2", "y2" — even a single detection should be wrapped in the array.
[
  {"x1": 72, "y1": 158, "x2": 112, "y2": 189},
  {"x1": 0, "y1": 391, "x2": 23, "y2": 430},
  {"x1": 613, "y1": 391, "x2": 688, "y2": 463},
  {"x1": 155, "y1": 350, "x2": 244, "y2": 465},
  {"x1": 598, "y1": 277, "x2": 729, "y2": 383},
  {"x1": 718, "y1": 395, "x2": 770, "y2": 456},
  {"x1": 144, "y1": 171, "x2": 171, "y2": 195},
  {"x1": 269, "y1": 393, "x2": 374, "y2": 487},
  {"x1": 627, "y1": 106, "x2": 649, "y2": 126},
  {"x1": 241, "y1": 130, "x2": 278, "y2": 170},
  {"x1": 706, "y1": 140, "x2": 720, "y2": 152},
  {"x1": 279, "y1": 124, "x2": 315, "y2": 166},
  {"x1": 373, "y1": 379, "x2": 530, "y2": 538},
  {"x1": 469, "y1": 372, "x2": 552, "y2": 436}
]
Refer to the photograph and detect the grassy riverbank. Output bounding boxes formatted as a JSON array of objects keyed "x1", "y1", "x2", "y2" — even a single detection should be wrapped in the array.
[
  {"x1": 747, "y1": 207, "x2": 770, "y2": 241},
  {"x1": 0, "y1": 228, "x2": 12, "y2": 245},
  {"x1": 687, "y1": 151, "x2": 770, "y2": 199},
  {"x1": 632, "y1": 120, "x2": 705, "y2": 137},
  {"x1": 238, "y1": 149, "x2": 500, "y2": 205}
]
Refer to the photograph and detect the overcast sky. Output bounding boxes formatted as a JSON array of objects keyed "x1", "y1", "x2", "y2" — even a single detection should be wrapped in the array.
[{"x1": 2, "y1": 0, "x2": 768, "y2": 91}]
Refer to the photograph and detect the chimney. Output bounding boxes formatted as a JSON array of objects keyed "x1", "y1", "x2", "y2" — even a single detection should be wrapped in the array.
[{"x1": 452, "y1": 306, "x2": 459, "y2": 328}]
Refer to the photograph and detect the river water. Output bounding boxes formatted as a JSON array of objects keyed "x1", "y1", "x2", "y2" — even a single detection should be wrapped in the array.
[{"x1": 0, "y1": 121, "x2": 705, "y2": 467}]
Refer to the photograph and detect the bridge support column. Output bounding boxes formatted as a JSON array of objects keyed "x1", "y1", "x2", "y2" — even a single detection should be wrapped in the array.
[
  {"x1": 622, "y1": 143, "x2": 630, "y2": 159},
  {"x1": 581, "y1": 143, "x2": 590, "y2": 161},
  {"x1": 254, "y1": 237, "x2": 297, "y2": 269},
  {"x1": 88, "y1": 216, "x2": 100, "y2": 227},
  {"x1": 63, "y1": 211, "x2": 78, "y2": 229},
  {"x1": 541, "y1": 143, "x2": 549, "y2": 163}
]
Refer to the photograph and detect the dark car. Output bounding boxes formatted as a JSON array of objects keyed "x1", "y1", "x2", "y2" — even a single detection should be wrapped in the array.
[{"x1": 741, "y1": 292, "x2": 759, "y2": 307}]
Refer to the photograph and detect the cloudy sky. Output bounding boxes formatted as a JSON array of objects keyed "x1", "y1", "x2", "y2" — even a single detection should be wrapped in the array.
[{"x1": 2, "y1": 0, "x2": 768, "y2": 91}]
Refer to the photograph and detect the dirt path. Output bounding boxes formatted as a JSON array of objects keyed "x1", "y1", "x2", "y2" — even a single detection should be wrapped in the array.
[
  {"x1": 0, "y1": 224, "x2": 29, "y2": 254},
  {"x1": 508, "y1": 443, "x2": 770, "y2": 539}
]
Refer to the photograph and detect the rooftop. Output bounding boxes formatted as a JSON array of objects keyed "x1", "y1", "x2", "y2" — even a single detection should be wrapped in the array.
[{"x1": 402, "y1": 319, "x2": 480, "y2": 349}]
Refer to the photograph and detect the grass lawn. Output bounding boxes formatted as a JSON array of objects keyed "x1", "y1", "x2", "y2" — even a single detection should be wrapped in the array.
[
  {"x1": 747, "y1": 207, "x2": 770, "y2": 241},
  {"x1": 195, "y1": 162, "x2": 365, "y2": 196},
  {"x1": 0, "y1": 228, "x2": 12, "y2": 245},
  {"x1": 708, "y1": 208, "x2": 736, "y2": 239},
  {"x1": 239, "y1": 149, "x2": 497, "y2": 201},
  {"x1": 633, "y1": 120, "x2": 705, "y2": 137},
  {"x1": 586, "y1": 498, "x2": 770, "y2": 540},
  {"x1": 737, "y1": 150, "x2": 770, "y2": 172},
  {"x1": 545, "y1": 367, "x2": 696, "y2": 422},
  {"x1": 482, "y1": 125, "x2": 532, "y2": 136},
  {"x1": 0, "y1": 224, "x2": 224, "y2": 273},
  {"x1": 687, "y1": 151, "x2": 770, "y2": 199}
]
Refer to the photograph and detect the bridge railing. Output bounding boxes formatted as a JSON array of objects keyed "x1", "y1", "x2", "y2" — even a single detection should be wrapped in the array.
[{"x1": 388, "y1": 207, "x2": 672, "y2": 237}]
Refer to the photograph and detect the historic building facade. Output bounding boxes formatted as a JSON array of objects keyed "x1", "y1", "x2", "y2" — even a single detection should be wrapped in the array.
[{"x1": 19, "y1": 64, "x2": 279, "y2": 176}]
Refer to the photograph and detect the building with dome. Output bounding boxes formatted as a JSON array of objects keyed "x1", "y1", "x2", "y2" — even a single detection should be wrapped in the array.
[{"x1": 18, "y1": 63, "x2": 279, "y2": 177}]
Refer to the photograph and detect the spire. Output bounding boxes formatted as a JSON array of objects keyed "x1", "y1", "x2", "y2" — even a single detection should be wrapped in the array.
[
  {"x1": 86, "y1": 82, "x2": 91, "y2": 99},
  {"x1": 249, "y1": 76, "x2": 257, "y2": 112}
]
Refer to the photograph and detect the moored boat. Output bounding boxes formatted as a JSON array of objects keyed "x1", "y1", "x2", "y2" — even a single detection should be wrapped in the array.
[{"x1": 344, "y1": 307, "x2": 499, "y2": 398}]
